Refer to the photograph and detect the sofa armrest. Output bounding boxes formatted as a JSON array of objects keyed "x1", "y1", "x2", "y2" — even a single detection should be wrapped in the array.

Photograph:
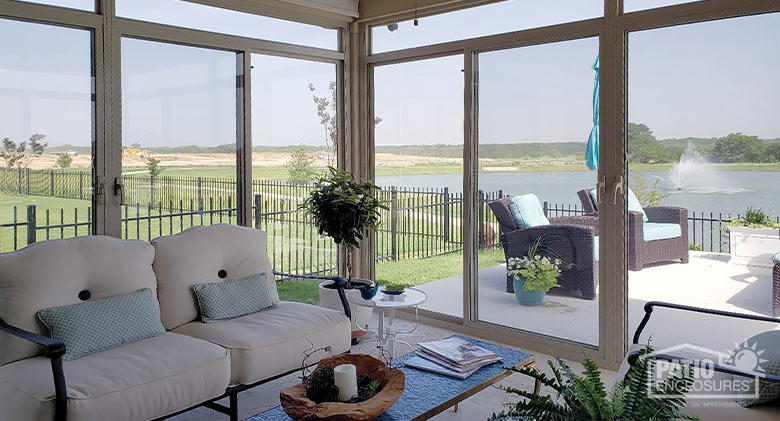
[
  {"x1": 0, "y1": 317, "x2": 67, "y2": 421},
  {"x1": 645, "y1": 206, "x2": 687, "y2": 225},
  {"x1": 272, "y1": 271, "x2": 352, "y2": 319}
]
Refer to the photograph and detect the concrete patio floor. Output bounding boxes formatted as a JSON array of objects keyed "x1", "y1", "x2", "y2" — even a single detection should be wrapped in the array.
[{"x1": 416, "y1": 251, "x2": 779, "y2": 351}]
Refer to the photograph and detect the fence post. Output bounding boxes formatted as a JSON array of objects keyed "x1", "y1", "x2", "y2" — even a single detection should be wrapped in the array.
[
  {"x1": 197, "y1": 177, "x2": 203, "y2": 212},
  {"x1": 26, "y1": 168, "x2": 30, "y2": 195},
  {"x1": 50, "y1": 170, "x2": 54, "y2": 196},
  {"x1": 254, "y1": 194, "x2": 261, "y2": 229},
  {"x1": 478, "y1": 190, "x2": 485, "y2": 248},
  {"x1": 26, "y1": 205, "x2": 36, "y2": 245},
  {"x1": 150, "y1": 175, "x2": 155, "y2": 206},
  {"x1": 442, "y1": 187, "x2": 450, "y2": 244},
  {"x1": 391, "y1": 187, "x2": 398, "y2": 261},
  {"x1": 17, "y1": 167, "x2": 22, "y2": 194},
  {"x1": 543, "y1": 201, "x2": 549, "y2": 217},
  {"x1": 79, "y1": 172, "x2": 84, "y2": 200}
]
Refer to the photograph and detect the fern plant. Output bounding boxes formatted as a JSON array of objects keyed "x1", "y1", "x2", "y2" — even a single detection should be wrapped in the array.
[{"x1": 490, "y1": 345, "x2": 699, "y2": 421}]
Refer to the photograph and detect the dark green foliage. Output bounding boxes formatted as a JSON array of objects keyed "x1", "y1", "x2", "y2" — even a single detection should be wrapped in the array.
[
  {"x1": 286, "y1": 145, "x2": 317, "y2": 184},
  {"x1": 305, "y1": 367, "x2": 339, "y2": 403},
  {"x1": 729, "y1": 206, "x2": 779, "y2": 228},
  {"x1": 146, "y1": 157, "x2": 163, "y2": 177},
  {"x1": 55, "y1": 154, "x2": 73, "y2": 169},
  {"x1": 357, "y1": 376, "x2": 381, "y2": 401},
  {"x1": 302, "y1": 167, "x2": 387, "y2": 249},
  {"x1": 489, "y1": 345, "x2": 698, "y2": 421},
  {"x1": 627, "y1": 123, "x2": 679, "y2": 164},
  {"x1": 710, "y1": 133, "x2": 764, "y2": 163}
]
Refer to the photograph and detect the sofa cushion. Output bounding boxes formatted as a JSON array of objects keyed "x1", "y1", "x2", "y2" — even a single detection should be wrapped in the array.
[
  {"x1": 0, "y1": 236, "x2": 156, "y2": 366},
  {"x1": 627, "y1": 189, "x2": 648, "y2": 223},
  {"x1": 507, "y1": 194, "x2": 550, "y2": 229},
  {"x1": 152, "y1": 224, "x2": 280, "y2": 330},
  {"x1": 37, "y1": 288, "x2": 166, "y2": 360},
  {"x1": 194, "y1": 273, "x2": 276, "y2": 323},
  {"x1": 0, "y1": 332, "x2": 230, "y2": 421},
  {"x1": 643, "y1": 222, "x2": 682, "y2": 242},
  {"x1": 173, "y1": 301, "x2": 350, "y2": 385}
]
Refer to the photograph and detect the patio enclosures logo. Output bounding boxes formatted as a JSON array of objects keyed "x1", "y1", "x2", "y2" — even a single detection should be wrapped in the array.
[{"x1": 642, "y1": 342, "x2": 767, "y2": 400}]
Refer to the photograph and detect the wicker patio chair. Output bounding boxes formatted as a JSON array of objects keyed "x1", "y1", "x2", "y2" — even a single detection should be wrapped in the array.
[
  {"x1": 488, "y1": 196, "x2": 599, "y2": 300},
  {"x1": 773, "y1": 262, "x2": 780, "y2": 317},
  {"x1": 577, "y1": 188, "x2": 688, "y2": 271}
]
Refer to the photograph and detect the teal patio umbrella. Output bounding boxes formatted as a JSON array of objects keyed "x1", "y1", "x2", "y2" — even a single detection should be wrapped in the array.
[{"x1": 585, "y1": 55, "x2": 600, "y2": 170}]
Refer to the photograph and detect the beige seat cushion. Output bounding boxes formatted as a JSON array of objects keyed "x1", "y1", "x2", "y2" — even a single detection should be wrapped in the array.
[
  {"x1": 0, "y1": 236, "x2": 157, "y2": 365},
  {"x1": 152, "y1": 224, "x2": 280, "y2": 330},
  {"x1": 0, "y1": 333, "x2": 230, "y2": 421},
  {"x1": 173, "y1": 301, "x2": 350, "y2": 385}
]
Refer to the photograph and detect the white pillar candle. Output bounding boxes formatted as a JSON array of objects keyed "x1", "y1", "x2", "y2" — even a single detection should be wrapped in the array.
[{"x1": 333, "y1": 363, "x2": 358, "y2": 402}]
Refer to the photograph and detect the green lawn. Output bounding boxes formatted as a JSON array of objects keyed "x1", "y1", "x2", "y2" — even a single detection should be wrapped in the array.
[{"x1": 276, "y1": 247, "x2": 505, "y2": 304}]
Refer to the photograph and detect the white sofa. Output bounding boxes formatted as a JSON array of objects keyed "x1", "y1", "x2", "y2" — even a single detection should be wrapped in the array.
[{"x1": 0, "y1": 224, "x2": 351, "y2": 421}]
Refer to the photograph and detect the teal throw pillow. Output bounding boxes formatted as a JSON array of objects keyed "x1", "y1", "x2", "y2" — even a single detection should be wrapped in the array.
[
  {"x1": 37, "y1": 288, "x2": 166, "y2": 361},
  {"x1": 193, "y1": 273, "x2": 276, "y2": 323},
  {"x1": 627, "y1": 189, "x2": 648, "y2": 223},
  {"x1": 507, "y1": 194, "x2": 550, "y2": 229}
]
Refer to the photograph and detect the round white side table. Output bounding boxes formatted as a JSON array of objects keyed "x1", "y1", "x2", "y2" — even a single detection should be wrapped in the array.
[{"x1": 348, "y1": 286, "x2": 428, "y2": 359}]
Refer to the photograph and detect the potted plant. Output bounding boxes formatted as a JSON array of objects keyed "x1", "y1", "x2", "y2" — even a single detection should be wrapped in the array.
[
  {"x1": 727, "y1": 206, "x2": 780, "y2": 268},
  {"x1": 490, "y1": 345, "x2": 698, "y2": 421},
  {"x1": 302, "y1": 167, "x2": 387, "y2": 332},
  {"x1": 506, "y1": 237, "x2": 562, "y2": 306}
]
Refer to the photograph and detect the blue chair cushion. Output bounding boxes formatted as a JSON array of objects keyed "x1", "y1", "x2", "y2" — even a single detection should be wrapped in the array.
[
  {"x1": 773, "y1": 251, "x2": 780, "y2": 265},
  {"x1": 643, "y1": 222, "x2": 682, "y2": 241},
  {"x1": 593, "y1": 236, "x2": 599, "y2": 261},
  {"x1": 589, "y1": 189, "x2": 599, "y2": 211},
  {"x1": 507, "y1": 194, "x2": 550, "y2": 229},
  {"x1": 627, "y1": 189, "x2": 648, "y2": 223}
]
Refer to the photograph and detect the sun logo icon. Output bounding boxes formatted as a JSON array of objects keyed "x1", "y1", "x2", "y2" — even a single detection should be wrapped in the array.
[{"x1": 726, "y1": 341, "x2": 768, "y2": 372}]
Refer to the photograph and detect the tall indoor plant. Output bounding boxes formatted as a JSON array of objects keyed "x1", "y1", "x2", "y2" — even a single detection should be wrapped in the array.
[{"x1": 302, "y1": 167, "x2": 386, "y2": 331}]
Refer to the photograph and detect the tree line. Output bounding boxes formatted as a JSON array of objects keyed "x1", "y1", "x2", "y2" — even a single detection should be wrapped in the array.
[{"x1": 628, "y1": 122, "x2": 780, "y2": 164}]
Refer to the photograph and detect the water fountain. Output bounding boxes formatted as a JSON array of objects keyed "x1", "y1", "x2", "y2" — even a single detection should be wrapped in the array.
[{"x1": 664, "y1": 144, "x2": 736, "y2": 193}]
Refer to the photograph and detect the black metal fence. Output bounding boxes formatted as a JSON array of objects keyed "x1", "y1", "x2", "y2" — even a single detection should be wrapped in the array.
[{"x1": 0, "y1": 168, "x2": 749, "y2": 275}]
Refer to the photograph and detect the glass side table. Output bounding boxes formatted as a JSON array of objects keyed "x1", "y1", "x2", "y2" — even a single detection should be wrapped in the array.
[{"x1": 348, "y1": 286, "x2": 428, "y2": 359}]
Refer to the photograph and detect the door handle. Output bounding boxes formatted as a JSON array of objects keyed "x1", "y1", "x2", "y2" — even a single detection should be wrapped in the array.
[
  {"x1": 612, "y1": 175, "x2": 624, "y2": 205},
  {"x1": 596, "y1": 176, "x2": 606, "y2": 204},
  {"x1": 114, "y1": 177, "x2": 125, "y2": 205}
]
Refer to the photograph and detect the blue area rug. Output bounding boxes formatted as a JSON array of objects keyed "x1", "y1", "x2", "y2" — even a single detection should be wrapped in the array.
[{"x1": 246, "y1": 335, "x2": 533, "y2": 421}]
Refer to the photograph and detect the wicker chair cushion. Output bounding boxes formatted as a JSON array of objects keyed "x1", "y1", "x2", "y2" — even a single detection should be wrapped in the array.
[
  {"x1": 593, "y1": 236, "x2": 599, "y2": 261},
  {"x1": 643, "y1": 222, "x2": 682, "y2": 241},
  {"x1": 773, "y1": 251, "x2": 780, "y2": 264},
  {"x1": 627, "y1": 189, "x2": 649, "y2": 222},
  {"x1": 507, "y1": 194, "x2": 550, "y2": 229}
]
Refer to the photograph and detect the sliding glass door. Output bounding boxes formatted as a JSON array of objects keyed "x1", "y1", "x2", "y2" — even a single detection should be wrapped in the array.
[{"x1": 474, "y1": 37, "x2": 601, "y2": 346}]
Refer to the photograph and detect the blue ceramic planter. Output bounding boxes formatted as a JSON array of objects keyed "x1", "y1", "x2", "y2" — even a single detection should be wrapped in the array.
[{"x1": 512, "y1": 278, "x2": 545, "y2": 306}]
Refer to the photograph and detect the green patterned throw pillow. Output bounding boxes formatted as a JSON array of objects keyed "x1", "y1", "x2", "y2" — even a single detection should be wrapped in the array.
[
  {"x1": 37, "y1": 288, "x2": 166, "y2": 361},
  {"x1": 193, "y1": 273, "x2": 276, "y2": 323}
]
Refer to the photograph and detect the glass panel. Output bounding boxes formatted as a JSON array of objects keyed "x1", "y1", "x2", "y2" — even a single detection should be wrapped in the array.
[
  {"x1": 627, "y1": 12, "x2": 780, "y2": 358},
  {"x1": 250, "y1": 54, "x2": 338, "y2": 304},
  {"x1": 121, "y1": 38, "x2": 237, "y2": 239},
  {"x1": 373, "y1": 56, "x2": 464, "y2": 317},
  {"x1": 116, "y1": 0, "x2": 337, "y2": 50},
  {"x1": 624, "y1": 0, "x2": 703, "y2": 13},
  {"x1": 477, "y1": 37, "x2": 599, "y2": 346},
  {"x1": 14, "y1": 0, "x2": 95, "y2": 12},
  {"x1": 0, "y1": 18, "x2": 94, "y2": 252},
  {"x1": 372, "y1": 0, "x2": 602, "y2": 54}
]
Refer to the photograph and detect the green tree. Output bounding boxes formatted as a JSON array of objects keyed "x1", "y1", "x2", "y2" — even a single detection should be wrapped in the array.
[
  {"x1": 627, "y1": 123, "x2": 674, "y2": 164},
  {"x1": 1, "y1": 133, "x2": 47, "y2": 170},
  {"x1": 710, "y1": 132, "x2": 764, "y2": 163},
  {"x1": 55, "y1": 154, "x2": 73, "y2": 169},
  {"x1": 286, "y1": 145, "x2": 317, "y2": 185},
  {"x1": 146, "y1": 157, "x2": 163, "y2": 177},
  {"x1": 765, "y1": 142, "x2": 780, "y2": 162}
]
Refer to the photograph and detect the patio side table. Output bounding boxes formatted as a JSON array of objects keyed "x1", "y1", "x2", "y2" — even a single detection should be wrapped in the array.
[{"x1": 348, "y1": 286, "x2": 428, "y2": 358}]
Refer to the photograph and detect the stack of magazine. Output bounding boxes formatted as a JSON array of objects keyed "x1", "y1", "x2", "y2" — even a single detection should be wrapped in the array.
[{"x1": 405, "y1": 336, "x2": 501, "y2": 379}]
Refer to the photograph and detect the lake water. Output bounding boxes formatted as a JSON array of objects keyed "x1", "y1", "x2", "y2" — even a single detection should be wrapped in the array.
[{"x1": 377, "y1": 170, "x2": 780, "y2": 218}]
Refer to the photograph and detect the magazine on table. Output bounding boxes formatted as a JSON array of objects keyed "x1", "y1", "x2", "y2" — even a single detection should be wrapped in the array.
[
  {"x1": 417, "y1": 336, "x2": 498, "y2": 365},
  {"x1": 406, "y1": 336, "x2": 501, "y2": 379}
]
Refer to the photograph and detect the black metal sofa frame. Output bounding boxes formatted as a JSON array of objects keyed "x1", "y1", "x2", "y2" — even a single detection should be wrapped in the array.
[{"x1": 0, "y1": 271, "x2": 353, "y2": 421}]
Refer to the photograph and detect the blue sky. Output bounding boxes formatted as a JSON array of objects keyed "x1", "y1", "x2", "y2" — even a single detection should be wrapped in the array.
[{"x1": 1, "y1": 0, "x2": 778, "y2": 149}]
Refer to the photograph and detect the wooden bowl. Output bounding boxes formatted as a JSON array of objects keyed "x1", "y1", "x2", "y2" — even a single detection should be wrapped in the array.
[{"x1": 280, "y1": 354, "x2": 405, "y2": 421}]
